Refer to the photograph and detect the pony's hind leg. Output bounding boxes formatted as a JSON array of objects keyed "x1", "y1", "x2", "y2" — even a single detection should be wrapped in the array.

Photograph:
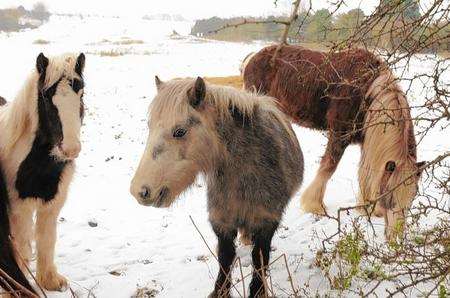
[
  {"x1": 209, "y1": 224, "x2": 237, "y2": 298},
  {"x1": 300, "y1": 134, "x2": 349, "y2": 215},
  {"x1": 35, "y1": 197, "x2": 68, "y2": 291},
  {"x1": 249, "y1": 221, "x2": 278, "y2": 298}
]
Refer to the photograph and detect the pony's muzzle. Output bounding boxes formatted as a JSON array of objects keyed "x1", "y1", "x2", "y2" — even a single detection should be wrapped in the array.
[
  {"x1": 130, "y1": 183, "x2": 150, "y2": 205},
  {"x1": 139, "y1": 186, "x2": 151, "y2": 201},
  {"x1": 59, "y1": 141, "x2": 81, "y2": 160},
  {"x1": 384, "y1": 208, "x2": 406, "y2": 241},
  {"x1": 130, "y1": 184, "x2": 170, "y2": 208}
]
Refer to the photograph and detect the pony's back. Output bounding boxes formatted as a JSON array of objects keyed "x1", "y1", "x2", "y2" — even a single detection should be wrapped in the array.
[{"x1": 244, "y1": 45, "x2": 383, "y2": 140}]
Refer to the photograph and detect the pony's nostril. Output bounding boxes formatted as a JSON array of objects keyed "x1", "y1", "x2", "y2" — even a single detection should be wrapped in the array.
[
  {"x1": 139, "y1": 186, "x2": 151, "y2": 200},
  {"x1": 157, "y1": 186, "x2": 169, "y2": 201}
]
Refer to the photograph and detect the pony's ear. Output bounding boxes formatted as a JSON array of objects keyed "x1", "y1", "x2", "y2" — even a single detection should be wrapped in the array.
[
  {"x1": 75, "y1": 53, "x2": 85, "y2": 76},
  {"x1": 416, "y1": 161, "x2": 426, "y2": 177},
  {"x1": 188, "y1": 77, "x2": 206, "y2": 108},
  {"x1": 36, "y1": 53, "x2": 49, "y2": 75},
  {"x1": 155, "y1": 75, "x2": 163, "y2": 91},
  {"x1": 385, "y1": 161, "x2": 396, "y2": 173}
]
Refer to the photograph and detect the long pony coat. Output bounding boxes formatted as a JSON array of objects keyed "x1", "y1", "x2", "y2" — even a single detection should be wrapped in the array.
[{"x1": 244, "y1": 45, "x2": 421, "y2": 239}]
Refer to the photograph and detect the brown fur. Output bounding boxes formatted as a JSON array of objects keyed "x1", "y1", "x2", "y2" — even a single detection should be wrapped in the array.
[
  {"x1": 244, "y1": 45, "x2": 420, "y2": 239},
  {"x1": 244, "y1": 45, "x2": 383, "y2": 135}
]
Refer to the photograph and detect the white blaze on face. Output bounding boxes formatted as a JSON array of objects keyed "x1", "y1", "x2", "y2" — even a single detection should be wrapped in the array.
[{"x1": 52, "y1": 80, "x2": 82, "y2": 160}]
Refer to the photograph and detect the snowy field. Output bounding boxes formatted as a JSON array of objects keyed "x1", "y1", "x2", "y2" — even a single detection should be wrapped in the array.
[{"x1": 0, "y1": 15, "x2": 448, "y2": 297}]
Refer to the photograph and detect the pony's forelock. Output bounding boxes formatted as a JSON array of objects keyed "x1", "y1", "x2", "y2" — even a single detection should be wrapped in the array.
[{"x1": 43, "y1": 53, "x2": 83, "y2": 89}]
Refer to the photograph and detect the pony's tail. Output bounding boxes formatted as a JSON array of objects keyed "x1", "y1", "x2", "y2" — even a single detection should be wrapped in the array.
[
  {"x1": 0, "y1": 167, "x2": 37, "y2": 296},
  {"x1": 239, "y1": 51, "x2": 256, "y2": 77}
]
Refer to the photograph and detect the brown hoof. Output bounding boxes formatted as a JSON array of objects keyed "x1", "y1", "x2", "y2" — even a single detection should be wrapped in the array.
[{"x1": 37, "y1": 270, "x2": 68, "y2": 291}]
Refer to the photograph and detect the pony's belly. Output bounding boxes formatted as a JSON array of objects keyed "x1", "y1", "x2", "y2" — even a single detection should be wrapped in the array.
[{"x1": 208, "y1": 198, "x2": 282, "y2": 232}]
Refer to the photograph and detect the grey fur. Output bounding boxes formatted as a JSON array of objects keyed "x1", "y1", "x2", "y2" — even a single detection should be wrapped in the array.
[
  {"x1": 131, "y1": 78, "x2": 304, "y2": 297},
  {"x1": 152, "y1": 144, "x2": 165, "y2": 160},
  {"x1": 208, "y1": 104, "x2": 303, "y2": 234},
  {"x1": 206, "y1": 103, "x2": 303, "y2": 297}
]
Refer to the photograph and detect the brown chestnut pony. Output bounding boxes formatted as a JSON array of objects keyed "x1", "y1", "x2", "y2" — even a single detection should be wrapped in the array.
[{"x1": 243, "y1": 44, "x2": 424, "y2": 240}]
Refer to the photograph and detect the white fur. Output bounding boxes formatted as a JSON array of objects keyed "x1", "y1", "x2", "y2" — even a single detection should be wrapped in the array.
[
  {"x1": 51, "y1": 78, "x2": 82, "y2": 160},
  {"x1": 0, "y1": 53, "x2": 83, "y2": 291}
]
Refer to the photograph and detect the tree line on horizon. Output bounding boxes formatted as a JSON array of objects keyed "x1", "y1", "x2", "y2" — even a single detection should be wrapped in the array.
[
  {"x1": 0, "y1": 2, "x2": 50, "y2": 32},
  {"x1": 191, "y1": 0, "x2": 449, "y2": 54}
]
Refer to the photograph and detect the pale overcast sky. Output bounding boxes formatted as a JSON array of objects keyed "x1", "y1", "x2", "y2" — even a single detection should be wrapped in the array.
[{"x1": 0, "y1": 0, "x2": 380, "y2": 19}]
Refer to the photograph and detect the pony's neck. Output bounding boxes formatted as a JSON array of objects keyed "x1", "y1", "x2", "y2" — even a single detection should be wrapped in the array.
[{"x1": 0, "y1": 73, "x2": 39, "y2": 157}]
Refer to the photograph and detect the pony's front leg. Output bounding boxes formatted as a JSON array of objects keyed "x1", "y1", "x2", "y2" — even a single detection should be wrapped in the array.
[
  {"x1": 9, "y1": 199, "x2": 35, "y2": 271},
  {"x1": 249, "y1": 221, "x2": 278, "y2": 298},
  {"x1": 300, "y1": 134, "x2": 349, "y2": 215},
  {"x1": 35, "y1": 196, "x2": 67, "y2": 291},
  {"x1": 209, "y1": 224, "x2": 237, "y2": 298}
]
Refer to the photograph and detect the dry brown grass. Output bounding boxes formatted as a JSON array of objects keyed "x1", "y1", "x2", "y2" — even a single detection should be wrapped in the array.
[
  {"x1": 113, "y1": 39, "x2": 144, "y2": 45},
  {"x1": 86, "y1": 49, "x2": 128, "y2": 57},
  {"x1": 205, "y1": 76, "x2": 243, "y2": 89},
  {"x1": 33, "y1": 39, "x2": 50, "y2": 45},
  {"x1": 98, "y1": 50, "x2": 126, "y2": 57}
]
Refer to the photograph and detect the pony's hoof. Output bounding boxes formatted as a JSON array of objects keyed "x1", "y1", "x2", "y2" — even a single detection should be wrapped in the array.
[
  {"x1": 373, "y1": 210, "x2": 384, "y2": 217},
  {"x1": 357, "y1": 200, "x2": 383, "y2": 217},
  {"x1": 300, "y1": 191, "x2": 327, "y2": 216},
  {"x1": 37, "y1": 270, "x2": 68, "y2": 291},
  {"x1": 304, "y1": 207, "x2": 327, "y2": 216},
  {"x1": 373, "y1": 203, "x2": 385, "y2": 217},
  {"x1": 300, "y1": 200, "x2": 326, "y2": 216}
]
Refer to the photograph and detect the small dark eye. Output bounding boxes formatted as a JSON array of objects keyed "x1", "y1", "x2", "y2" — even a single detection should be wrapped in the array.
[
  {"x1": 71, "y1": 79, "x2": 84, "y2": 93},
  {"x1": 173, "y1": 128, "x2": 187, "y2": 138}
]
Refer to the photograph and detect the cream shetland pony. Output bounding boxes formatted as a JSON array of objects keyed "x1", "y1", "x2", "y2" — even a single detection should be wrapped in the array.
[{"x1": 0, "y1": 52, "x2": 85, "y2": 291}]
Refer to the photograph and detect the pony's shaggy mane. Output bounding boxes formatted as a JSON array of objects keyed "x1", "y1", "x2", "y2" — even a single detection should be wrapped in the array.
[
  {"x1": 151, "y1": 78, "x2": 293, "y2": 136},
  {"x1": 0, "y1": 53, "x2": 82, "y2": 157},
  {"x1": 359, "y1": 69, "x2": 418, "y2": 208}
]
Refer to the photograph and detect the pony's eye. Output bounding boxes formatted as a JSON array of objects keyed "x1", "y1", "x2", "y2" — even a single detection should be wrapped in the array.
[
  {"x1": 173, "y1": 128, "x2": 187, "y2": 138},
  {"x1": 71, "y1": 79, "x2": 84, "y2": 94}
]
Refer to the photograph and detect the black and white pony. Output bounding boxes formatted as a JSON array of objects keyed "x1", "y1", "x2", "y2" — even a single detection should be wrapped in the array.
[{"x1": 0, "y1": 52, "x2": 85, "y2": 292}]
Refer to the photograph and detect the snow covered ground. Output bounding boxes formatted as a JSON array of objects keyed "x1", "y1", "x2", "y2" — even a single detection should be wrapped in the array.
[{"x1": 0, "y1": 15, "x2": 448, "y2": 297}]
